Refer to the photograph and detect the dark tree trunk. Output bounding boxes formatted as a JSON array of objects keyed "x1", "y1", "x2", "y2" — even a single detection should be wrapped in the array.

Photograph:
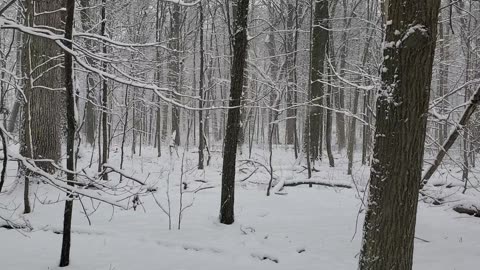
[
  {"x1": 0, "y1": 126, "x2": 6, "y2": 193},
  {"x1": 59, "y1": 0, "x2": 75, "y2": 266},
  {"x1": 219, "y1": 0, "x2": 250, "y2": 225},
  {"x1": 308, "y1": 0, "x2": 329, "y2": 161},
  {"x1": 120, "y1": 86, "x2": 129, "y2": 182},
  {"x1": 101, "y1": 0, "x2": 108, "y2": 180},
  {"x1": 198, "y1": 2, "x2": 205, "y2": 169},
  {"x1": 358, "y1": 1, "x2": 441, "y2": 269},
  {"x1": 325, "y1": 38, "x2": 335, "y2": 167}
]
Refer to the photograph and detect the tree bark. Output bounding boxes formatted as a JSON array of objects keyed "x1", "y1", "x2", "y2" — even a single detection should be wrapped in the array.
[
  {"x1": 21, "y1": 0, "x2": 64, "y2": 173},
  {"x1": 358, "y1": 1, "x2": 441, "y2": 269},
  {"x1": 325, "y1": 38, "x2": 335, "y2": 167},
  {"x1": 198, "y1": 2, "x2": 205, "y2": 169},
  {"x1": 59, "y1": 0, "x2": 75, "y2": 266},
  {"x1": 308, "y1": 0, "x2": 329, "y2": 161},
  {"x1": 219, "y1": 0, "x2": 250, "y2": 225},
  {"x1": 169, "y1": 3, "x2": 181, "y2": 146},
  {"x1": 101, "y1": 0, "x2": 109, "y2": 180}
]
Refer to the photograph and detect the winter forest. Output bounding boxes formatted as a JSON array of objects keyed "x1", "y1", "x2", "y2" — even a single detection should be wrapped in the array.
[{"x1": 0, "y1": 0, "x2": 480, "y2": 269}]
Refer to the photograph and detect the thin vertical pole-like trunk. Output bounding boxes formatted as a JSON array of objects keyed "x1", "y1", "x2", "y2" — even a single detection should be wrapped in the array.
[
  {"x1": 460, "y1": 1, "x2": 473, "y2": 186},
  {"x1": 7, "y1": 9, "x2": 22, "y2": 133},
  {"x1": 0, "y1": 125, "x2": 6, "y2": 192},
  {"x1": 335, "y1": 0, "x2": 348, "y2": 151},
  {"x1": 285, "y1": 1, "x2": 297, "y2": 146},
  {"x1": 7, "y1": 10, "x2": 22, "y2": 134},
  {"x1": 325, "y1": 40, "x2": 335, "y2": 167},
  {"x1": 158, "y1": 1, "x2": 168, "y2": 142},
  {"x1": 292, "y1": 0, "x2": 301, "y2": 158},
  {"x1": 169, "y1": 3, "x2": 181, "y2": 146},
  {"x1": 347, "y1": 89, "x2": 359, "y2": 175},
  {"x1": 156, "y1": 96, "x2": 162, "y2": 157},
  {"x1": 463, "y1": 54, "x2": 471, "y2": 185},
  {"x1": 120, "y1": 86, "x2": 129, "y2": 182},
  {"x1": 265, "y1": 25, "x2": 279, "y2": 145},
  {"x1": 59, "y1": 0, "x2": 75, "y2": 266},
  {"x1": 219, "y1": 0, "x2": 250, "y2": 225},
  {"x1": 80, "y1": 0, "x2": 97, "y2": 145},
  {"x1": 437, "y1": 17, "x2": 449, "y2": 146},
  {"x1": 348, "y1": 12, "x2": 374, "y2": 174},
  {"x1": 198, "y1": 2, "x2": 205, "y2": 169},
  {"x1": 361, "y1": 89, "x2": 371, "y2": 165},
  {"x1": 101, "y1": 0, "x2": 108, "y2": 180}
]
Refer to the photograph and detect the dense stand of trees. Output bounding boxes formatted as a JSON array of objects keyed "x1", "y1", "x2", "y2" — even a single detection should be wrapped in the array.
[{"x1": 0, "y1": 0, "x2": 479, "y2": 267}]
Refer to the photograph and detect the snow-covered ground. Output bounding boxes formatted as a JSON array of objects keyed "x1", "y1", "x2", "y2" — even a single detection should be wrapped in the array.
[{"x1": 1, "y1": 146, "x2": 480, "y2": 270}]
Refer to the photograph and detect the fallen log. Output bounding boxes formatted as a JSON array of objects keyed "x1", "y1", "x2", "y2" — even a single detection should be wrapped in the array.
[
  {"x1": 273, "y1": 178, "x2": 353, "y2": 192},
  {"x1": 284, "y1": 181, "x2": 352, "y2": 189},
  {"x1": 452, "y1": 204, "x2": 480, "y2": 217}
]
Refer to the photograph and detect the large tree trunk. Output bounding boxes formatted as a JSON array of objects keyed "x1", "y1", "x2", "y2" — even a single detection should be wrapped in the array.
[
  {"x1": 59, "y1": 0, "x2": 75, "y2": 266},
  {"x1": 358, "y1": 1, "x2": 441, "y2": 269},
  {"x1": 21, "y1": 0, "x2": 64, "y2": 173},
  {"x1": 219, "y1": 0, "x2": 250, "y2": 225},
  {"x1": 307, "y1": 0, "x2": 329, "y2": 161}
]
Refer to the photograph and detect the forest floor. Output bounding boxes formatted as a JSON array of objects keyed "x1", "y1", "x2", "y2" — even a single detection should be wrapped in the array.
[{"x1": 1, "y1": 145, "x2": 480, "y2": 270}]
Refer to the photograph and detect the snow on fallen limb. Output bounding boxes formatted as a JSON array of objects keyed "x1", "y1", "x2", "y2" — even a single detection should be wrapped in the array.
[
  {"x1": 453, "y1": 203, "x2": 480, "y2": 217},
  {"x1": 422, "y1": 187, "x2": 480, "y2": 217},
  {"x1": 273, "y1": 178, "x2": 352, "y2": 192},
  {"x1": 283, "y1": 179, "x2": 352, "y2": 189}
]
